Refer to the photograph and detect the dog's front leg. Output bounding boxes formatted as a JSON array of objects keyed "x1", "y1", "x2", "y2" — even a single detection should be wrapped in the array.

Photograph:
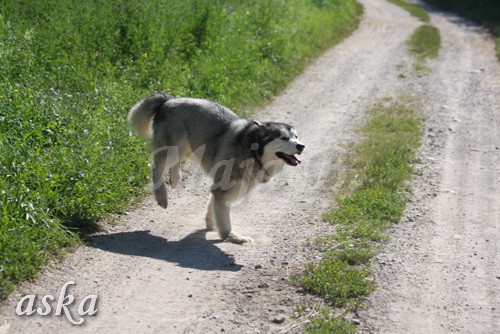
[
  {"x1": 212, "y1": 192, "x2": 252, "y2": 244},
  {"x1": 205, "y1": 195, "x2": 215, "y2": 231}
]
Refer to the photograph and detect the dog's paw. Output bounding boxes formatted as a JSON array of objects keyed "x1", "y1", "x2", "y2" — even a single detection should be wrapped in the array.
[
  {"x1": 156, "y1": 199, "x2": 168, "y2": 209},
  {"x1": 225, "y1": 232, "x2": 253, "y2": 245},
  {"x1": 154, "y1": 186, "x2": 168, "y2": 209}
]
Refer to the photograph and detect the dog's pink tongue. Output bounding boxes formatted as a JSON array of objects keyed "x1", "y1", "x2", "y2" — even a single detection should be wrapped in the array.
[{"x1": 292, "y1": 155, "x2": 301, "y2": 164}]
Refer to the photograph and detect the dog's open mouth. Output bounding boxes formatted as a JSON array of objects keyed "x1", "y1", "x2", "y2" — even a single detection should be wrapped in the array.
[{"x1": 276, "y1": 152, "x2": 301, "y2": 166}]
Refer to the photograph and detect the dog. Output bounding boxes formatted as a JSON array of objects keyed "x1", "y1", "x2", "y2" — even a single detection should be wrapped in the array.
[{"x1": 128, "y1": 92, "x2": 304, "y2": 244}]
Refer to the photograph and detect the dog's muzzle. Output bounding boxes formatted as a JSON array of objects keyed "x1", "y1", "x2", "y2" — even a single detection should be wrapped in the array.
[{"x1": 275, "y1": 147, "x2": 304, "y2": 166}]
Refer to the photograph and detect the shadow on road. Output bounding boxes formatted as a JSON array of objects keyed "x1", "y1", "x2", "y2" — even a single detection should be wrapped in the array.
[
  {"x1": 89, "y1": 229, "x2": 242, "y2": 271},
  {"x1": 417, "y1": 0, "x2": 489, "y2": 32}
]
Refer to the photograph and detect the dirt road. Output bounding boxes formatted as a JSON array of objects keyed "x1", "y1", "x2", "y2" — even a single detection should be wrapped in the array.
[
  {"x1": 1, "y1": 0, "x2": 498, "y2": 333},
  {"x1": 360, "y1": 1, "x2": 500, "y2": 333}
]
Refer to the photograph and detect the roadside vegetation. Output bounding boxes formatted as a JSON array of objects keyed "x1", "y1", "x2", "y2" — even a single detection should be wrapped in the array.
[
  {"x1": 0, "y1": 0, "x2": 362, "y2": 299},
  {"x1": 294, "y1": 4, "x2": 443, "y2": 330},
  {"x1": 296, "y1": 97, "x2": 424, "y2": 332},
  {"x1": 389, "y1": 0, "x2": 441, "y2": 75},
  {"x1": 406, "y1": 22, "x2": 441, "y2": 76},
  {"x1": 407, "y1": 24, "x2": 440, "y2": 60},
  {"x1": 424, "y1": 0, "x2": 500, "y2": 60}
]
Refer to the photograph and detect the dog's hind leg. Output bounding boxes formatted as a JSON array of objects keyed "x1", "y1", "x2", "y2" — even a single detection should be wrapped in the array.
[
  {"x1": 169, "y1": 138, "x2": 190, "y2": 189},
  {"x1": 212, "y1": 191, "x2": 253, "y2": 244},
  {"x1": 151, "y1": 121, "x2": 190, "y2": 208},
  {"x1": 151, "y1": 146, "x2": 174, "y2": 209}
]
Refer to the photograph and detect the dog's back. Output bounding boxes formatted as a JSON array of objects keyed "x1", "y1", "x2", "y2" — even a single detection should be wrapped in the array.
[
  {"x1": 156, "y1": 98, "x2": 239, "y2": 152},
  {"x1": 128, "y1": 93, "x2": 240, "y2": 150}
]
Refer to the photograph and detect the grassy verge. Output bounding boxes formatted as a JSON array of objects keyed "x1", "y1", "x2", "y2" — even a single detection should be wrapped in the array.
[
  {"x1": 295, "y1": 97, "x2": 424, "y2": 332},
  {"x1": 387, "y1": 0, "x2": 430, "y2": 22},
  {"x1": 424, "y1": 0, "x2": 500, "y2": 60},
  {"x1": 404, "y1": 23, "x2": 441, "y2": 77},
  {"x1": 407, "y1": 24, "x2": 441, "y2": 60},
  {"x1": 0, "y1": 0, "x2": 362, "y2": 299},
  {"x1": 295, "y1": 10, "x2": 443, "y2": 330}
]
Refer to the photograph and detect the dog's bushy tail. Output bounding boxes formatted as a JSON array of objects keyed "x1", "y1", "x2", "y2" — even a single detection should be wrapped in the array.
[{"x1": 128, "y1": 92, "x2": 173, "y2": 139}]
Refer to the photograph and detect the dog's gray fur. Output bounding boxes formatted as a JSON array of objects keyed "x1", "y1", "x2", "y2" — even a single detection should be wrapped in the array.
[{"x1": 128, "y1": 92, "x2": 304, "y2": 244}]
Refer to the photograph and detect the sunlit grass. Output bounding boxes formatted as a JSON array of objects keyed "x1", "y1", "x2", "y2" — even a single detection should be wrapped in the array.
[
  {"x1": 407, "y1": 24, "x2": 441, "y2": 60},
  {"x1": 296, "y1": 97, "x2": 423, "y2": 330}
]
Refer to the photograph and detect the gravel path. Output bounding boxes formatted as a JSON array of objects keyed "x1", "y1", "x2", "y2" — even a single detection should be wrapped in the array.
[
  {"x1": 360, "y1": 1, "x2": 500, "y2": 333},
  {"x1": 1, "y1": 1, "x2": 498, "y2": 333}
]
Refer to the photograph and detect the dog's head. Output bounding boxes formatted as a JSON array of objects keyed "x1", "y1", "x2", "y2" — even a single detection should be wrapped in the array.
[{"x1": 254, "y1": 121, "x2": 305, "y2": 169}]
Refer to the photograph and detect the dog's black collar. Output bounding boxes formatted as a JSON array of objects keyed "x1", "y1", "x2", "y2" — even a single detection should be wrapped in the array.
[
  {"x1": 251, "y1": 146, "x2": 263, "y2": 168},
  {"x1": 249, "y1": 121, "x2": 274, "y2": 178}
]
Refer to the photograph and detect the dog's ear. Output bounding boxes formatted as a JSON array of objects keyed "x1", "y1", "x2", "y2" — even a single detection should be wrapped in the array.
[{"x1": 253, "y1": 120, "x2": 267, "y2": 135}]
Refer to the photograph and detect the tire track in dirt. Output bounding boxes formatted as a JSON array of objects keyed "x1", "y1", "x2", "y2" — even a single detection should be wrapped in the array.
[{"x1": 360, "y1": 1, "x2": 500, "y2": 333}]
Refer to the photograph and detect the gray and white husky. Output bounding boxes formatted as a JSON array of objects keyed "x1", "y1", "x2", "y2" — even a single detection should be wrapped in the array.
[{"x1": 128, "y1": 92, "x2": 304, "y2": 244}]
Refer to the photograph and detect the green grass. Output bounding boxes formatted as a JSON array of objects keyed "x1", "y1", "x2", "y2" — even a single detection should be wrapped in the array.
[
  {"x1": 305, "y1": 313, "x2": 356, "y2": 334},
  {"x1": 407, "y1": 24, "x2": 441, "y2": 60},
  {"x1": 387, "y1": 0, "x2": 430, "y2": 22},
  {"x1": 295, "y1": 5, "x2": 437, "y2": 332},
  {"x1": 0, "y1": 0, "x2": 362, "y2": 299},
  {"x1": 296, "y1": 97, "x2": 423, "y2": 330},
  {"x1": 424, "y1": 0, "x2": 500, "y2": 60},
  {"x1": 294, "y1": 305, "x2": 357, "y2": 334}
]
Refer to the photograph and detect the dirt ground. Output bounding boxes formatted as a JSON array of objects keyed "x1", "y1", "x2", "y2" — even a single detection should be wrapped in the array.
[
  {"x1": 1, "y1": 0, "x2": 498, "y2": 333},
  {"x1": 359, "y1": 1, "x2": 500, "y2": 333}
]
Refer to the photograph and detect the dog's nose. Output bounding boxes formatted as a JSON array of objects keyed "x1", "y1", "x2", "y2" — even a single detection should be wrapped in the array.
[{"x1": 296, "y1": 144, "x2": 305, "y2": 152}]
